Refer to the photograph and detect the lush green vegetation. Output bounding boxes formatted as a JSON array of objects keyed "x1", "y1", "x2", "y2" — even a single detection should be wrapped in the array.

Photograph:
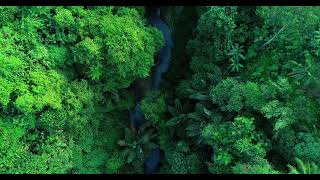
[{"x1": 1, "y1": 6, "x2": 320, "y2": 174}]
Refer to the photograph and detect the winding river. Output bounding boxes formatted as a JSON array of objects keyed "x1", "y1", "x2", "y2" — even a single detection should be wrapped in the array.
[{"x1": 128, "y1": 7, "x2": 173, "y2": 174}]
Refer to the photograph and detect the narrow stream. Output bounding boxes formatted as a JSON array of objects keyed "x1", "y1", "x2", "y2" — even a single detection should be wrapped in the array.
[{"x1": 128, "y1": 6, "x2": 173, "y2": 174}]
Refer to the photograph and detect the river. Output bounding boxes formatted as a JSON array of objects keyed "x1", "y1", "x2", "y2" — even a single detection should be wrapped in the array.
[{"x1": 128, "y1": 6, "x2": 173, "y2": 174}]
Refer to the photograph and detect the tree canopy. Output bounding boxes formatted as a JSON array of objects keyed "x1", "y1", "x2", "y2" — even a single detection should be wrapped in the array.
[{"x1": 1, "y1": 6, "x2": 320, "y2": 174}]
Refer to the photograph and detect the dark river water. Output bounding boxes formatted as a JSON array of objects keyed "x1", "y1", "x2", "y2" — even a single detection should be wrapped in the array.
[{"x1": 128, "y1": 7, "x2": 173, "y2": 174}]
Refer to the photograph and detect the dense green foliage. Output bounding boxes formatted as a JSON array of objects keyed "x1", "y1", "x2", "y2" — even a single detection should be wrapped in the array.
[
  {"x1": 1, "y1": 6, "x2": 320, "y2": 174},
  {"x1": 0, "y1": 6, "x2": 162, "y2": 174},
  {"x1": 157, "y1": 6, "x2": 320, "y2": 174}
]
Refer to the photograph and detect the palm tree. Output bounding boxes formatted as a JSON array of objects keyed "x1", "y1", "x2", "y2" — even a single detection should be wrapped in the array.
[{"x1": 287, "y1": 158, "x2": 320, "y2": 174}]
